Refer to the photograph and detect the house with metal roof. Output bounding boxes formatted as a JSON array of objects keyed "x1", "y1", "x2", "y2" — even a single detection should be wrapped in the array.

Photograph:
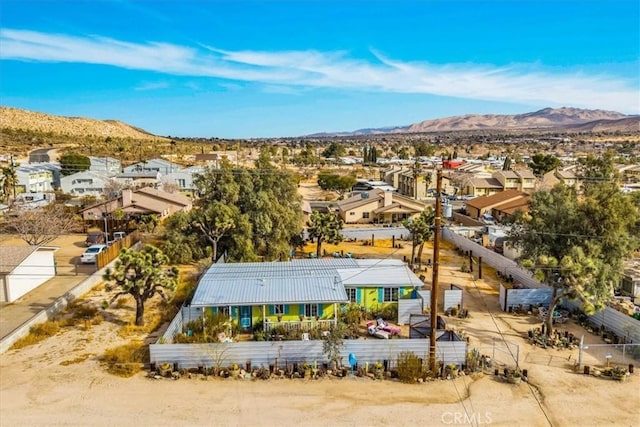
[
  {"x1": 0, "y1": 246, "x2": 58, "y2": 302},
  {"x1": 190, "y1": 258, "x2": 423, "y2": 333}
]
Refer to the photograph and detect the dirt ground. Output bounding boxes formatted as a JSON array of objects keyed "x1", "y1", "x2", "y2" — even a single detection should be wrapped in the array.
[
  {"x1": 0, "y1": 183, "x2": 638, "y2": 426},
  {"x1": 1, "y1": 236, "x2": 638, "y2": 426}
]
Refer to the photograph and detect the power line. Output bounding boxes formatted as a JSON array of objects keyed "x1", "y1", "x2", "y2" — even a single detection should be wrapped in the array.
[{"x1": 467, "y1": 273, "x2": 554, "y2": 427}]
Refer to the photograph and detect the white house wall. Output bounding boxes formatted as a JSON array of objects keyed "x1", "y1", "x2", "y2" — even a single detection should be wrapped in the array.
[{"x1": 6, "y1": 250, "x2": 55, "y2": 302}]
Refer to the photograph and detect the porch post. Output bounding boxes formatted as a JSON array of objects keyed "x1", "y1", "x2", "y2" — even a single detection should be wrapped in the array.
[
  {"x1": 262, "y1": 305, "x2": 266, "y2": 330},
  {"x1": 334, "y1": 303, "x2": 338, "y2": 327}
]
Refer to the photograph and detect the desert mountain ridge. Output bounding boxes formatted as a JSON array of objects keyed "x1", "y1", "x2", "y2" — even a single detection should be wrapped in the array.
[
  {"x1": 0, "y1": 106, "x2": 167, "y2": 141},
  {"x1": 1, "y1": 105, "x2": 638, "y2": 141},
  {"x1": 310, "y1": 107, "x2": 638, "y2": 136}
]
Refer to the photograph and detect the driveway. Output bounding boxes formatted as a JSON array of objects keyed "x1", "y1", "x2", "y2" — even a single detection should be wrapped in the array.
[{"x1": 0, "y1": 234, "x2": 97, "y2": 339}]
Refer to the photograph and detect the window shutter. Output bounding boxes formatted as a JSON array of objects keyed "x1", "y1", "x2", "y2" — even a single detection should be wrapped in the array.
[
  {"x1": 212, "y1": 307, "x2": 218, "y2": 315},
  {"x1": 269, "y1": 305, "x2": 274, "y2": 315},
  {"x1": 356, "y1": 288, "x2": 362, "y2": 304},
  {"x1": 320, "y1": 304, "x2": 325, "y2": 316},
  {"x1": 284, "y1": 305, "x2": 290, "y2": 315},
  {"x1": 232, "y1": 307, "x2": 238, "y2": 318},
  {"x1": 378, "y1": 287, "x2": 384, "y2": 302},
  {"x1": 299, "y1": 304, "x2": 305, "y2": 316}
]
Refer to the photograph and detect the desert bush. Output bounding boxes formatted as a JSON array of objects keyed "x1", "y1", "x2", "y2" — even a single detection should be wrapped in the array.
[
  {"x1": 396, "y1": 351, "x2": 427, "y2": 383},
  {"x1": 11, "y1": 320, "x2": 61, "y2": 349},
  {"x1": 371, "y1": 304, "x2": 398, "y2": 322},
  {"x1": 118, "y1": 310, "x2": 162, "y2": 337},
  {"x1": 102, "y1": 341, "x2": 148, "y2": 377}
]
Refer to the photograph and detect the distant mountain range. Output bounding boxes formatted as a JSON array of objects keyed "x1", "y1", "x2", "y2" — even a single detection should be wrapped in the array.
[
  {"x1": 309, "y1": 107, "x2": 639, "y2": 136},
  {"x1": 1, "y1": 106, "x2": 638, "y2": 140}
]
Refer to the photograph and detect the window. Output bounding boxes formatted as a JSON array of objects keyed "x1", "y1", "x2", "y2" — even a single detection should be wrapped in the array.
[
  {"x1": 218, "y1": 306, "x2": 230, "y2": 316},
  {"x1": 383, "y1": 288, "x2": 398, "y2": 302},
  {"x1": 346, "y1": 288, "x2": 357, "y2": 303},
  {"x1": 350, "y1": 212, "x2": 355, "y2": 216},
  {"x1": 273, "y1": 304, "x2": 284, "y2": 315},
  {"x1": 304, "y1": 304, "x2": 318, "y2": 318},
  {"x1": 362, "y1": 212, "x2": 370, "y2": 219}
]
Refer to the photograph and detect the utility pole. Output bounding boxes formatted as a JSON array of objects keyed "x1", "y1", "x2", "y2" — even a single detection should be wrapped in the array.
[{"x1": 429, "y1": 168, "x2": 442, "y2": 373}]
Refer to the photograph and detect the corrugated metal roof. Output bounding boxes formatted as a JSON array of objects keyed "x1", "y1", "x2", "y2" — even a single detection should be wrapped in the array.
[
  {"x1": 339, "y1": 265, "x2": 423, "y2": 287},
  {"x1": 192, "y1": 258, "x2": 420, "y2": 306},
  {"x1": 191, "y1": 276, "x2": 348, "y2": 306}
]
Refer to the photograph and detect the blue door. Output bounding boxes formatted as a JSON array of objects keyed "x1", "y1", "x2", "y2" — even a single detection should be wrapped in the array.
[{"x1": 239, "y1": 306, "x2": 252, "y2": 331}]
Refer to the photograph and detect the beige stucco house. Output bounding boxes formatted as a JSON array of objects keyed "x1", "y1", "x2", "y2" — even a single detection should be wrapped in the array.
[
  {"x1": 336, "y1": 189, "x2": 428, "y2": 224},
  {"x1": 79, "y1": 187, "x2": 192, "y2": 221}
]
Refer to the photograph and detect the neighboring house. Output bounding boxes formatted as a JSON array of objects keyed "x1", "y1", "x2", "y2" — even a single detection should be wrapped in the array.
[
  {"x1": 351, "y1": 179, "x2": 396, "y2": 193},
  {"x1": 15, "y1": 164, "x2": 55, "y2": 194},
  {"x1": 163, "y1": 165, "x2": 204, "y2": 193},
  {"x1": 79, "y1": 187, "x2": 192, "y2": 221},
  {"x1": 0, "y1": 246, "x2": 58, "y2": 302},
  {"x1": 541, "y1": 167, "x2": 579, "y2": 190},
  {"x1": 60, "y1": 170, "x2": 112, "y2": 196},
  {"x1": 336, "y1": 189, "x2": 428, "y2": 224},
  {"x1": 464, "y1": 189, "x2": 529, "y2": 221},
  {"x1": 189, "y1": 258, "x2": 422, "y2": 333},
  {"x1": 123, "y1": 158, "x2": 182, "y2": 175},
  {"x1": 112, "y1": 171, "x2": 161, "y2": 188},
  {"x1": 618, "y1": 164, "x2": 640, "y2": 184},
  {"x1": 621, "y1": 260, "x2": 640, "y2": 304},
  {"x1": 13, "y1": 192, "x2": 56, "y2": 210},
  {"x1": 492, "y1": 169, "x2": 537, "y2": 192},
  {"x1": 381, "y1": 165, "x2": 406, "y2": 188},
  {"x1": 461, "y1": 177, "x2": 503, "y2": 197},
  {"x1": 492, "y1": 170, "x2": 521, "y2": 191},
  {"x1": 28, "y1": 148, "x2": 55, "y2": 163},
  {"x1": 397, "y1": 169, "x2": 437, "y2": 200},
  {"x1": 89, "y1": 156, "x2": 121, "y2": 176},
  {"x1": 515, "y1": 169, "x2": 537, "y2": 192},
  {"x1": 194, "y1": 151, "x2": 238, "y2": 166}
]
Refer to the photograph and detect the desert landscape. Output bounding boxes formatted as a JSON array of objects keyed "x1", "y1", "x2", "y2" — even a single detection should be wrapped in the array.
[{"x1": 1, "y1": 232, "x2": 638, "y2": 427}]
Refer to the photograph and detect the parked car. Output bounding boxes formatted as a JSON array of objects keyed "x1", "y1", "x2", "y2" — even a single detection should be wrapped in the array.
[
  {"x1": 80, "y1": 244, "x2": 107, "y2": 264},
  {"x1": 85, "y1": 232, "x2": 105, "y2": 247},
  {"x1": 112, "y1": 231, "x2": 126, "y2": 241}
]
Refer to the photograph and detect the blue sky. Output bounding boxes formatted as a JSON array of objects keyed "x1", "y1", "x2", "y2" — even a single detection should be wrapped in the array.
[{"x1": 1, "y1": 0, "x2": 638, "y2": 138}]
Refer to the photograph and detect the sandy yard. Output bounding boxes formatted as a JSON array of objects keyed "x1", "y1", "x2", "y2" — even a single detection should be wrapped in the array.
[
  {"x1": 0, "y1": 183, "x2": 638, "y2": 426},
  {"x1": 1, "y1": 237, "x2": 638, "y2": 427}
]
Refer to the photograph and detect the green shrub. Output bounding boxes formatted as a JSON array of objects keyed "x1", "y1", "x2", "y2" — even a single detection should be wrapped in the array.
[{"x1": 396, "y1": 351, "x2": 427, "y2": 383}]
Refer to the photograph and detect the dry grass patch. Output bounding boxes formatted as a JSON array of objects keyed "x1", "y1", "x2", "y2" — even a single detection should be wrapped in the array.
[
  {"x1": 102, "y1": 341, "x2": 148, "y2": 377},
  {"x1": 11, "y1": 320, "x2": 61, "y2": 349},
  {"x1": 60, "y1": 354, "x2": 92, "y2": 366}
]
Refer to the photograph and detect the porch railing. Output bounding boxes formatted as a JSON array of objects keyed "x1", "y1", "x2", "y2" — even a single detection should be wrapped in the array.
[{"x1": 264, "y1": 319, "x2": 335, "y2": 332}]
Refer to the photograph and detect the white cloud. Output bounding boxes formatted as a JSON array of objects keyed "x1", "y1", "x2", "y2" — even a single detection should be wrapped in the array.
[
  {"x1": 134, "y1": 81, "x2": 170, "y2": 91},
  {"x1": 1, "y1": 28, "x2": 638, "y2": 113}
]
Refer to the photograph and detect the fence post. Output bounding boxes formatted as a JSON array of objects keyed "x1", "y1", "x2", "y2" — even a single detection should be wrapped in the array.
[{"x1": 577, "y1": 335, "x2": 584, "y2": 370}]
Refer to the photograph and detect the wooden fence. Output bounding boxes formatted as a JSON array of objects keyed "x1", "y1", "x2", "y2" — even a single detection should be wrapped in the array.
[{"x1": 96, "y1": 231, "x2": 141, "y2": 269}]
